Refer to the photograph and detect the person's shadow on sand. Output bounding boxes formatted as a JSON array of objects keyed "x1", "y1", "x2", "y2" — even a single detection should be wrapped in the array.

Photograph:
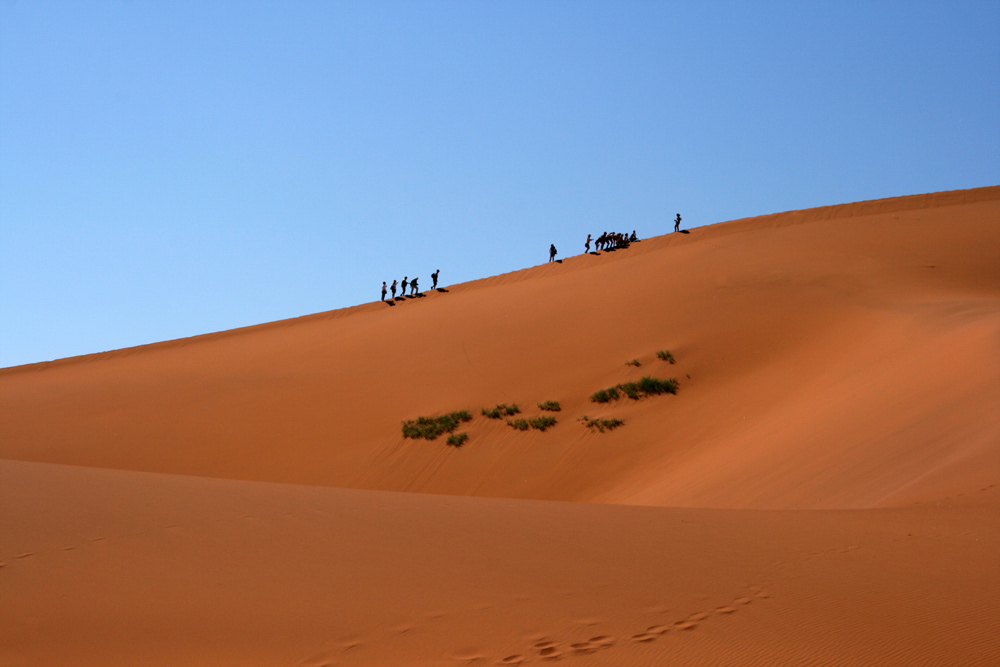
[
  {"x1": 679, "y1": 229, "x2": 690, "y2": 234},
  {"x1": 436, "y1": 288, "x2": 449, "y2": 293}
]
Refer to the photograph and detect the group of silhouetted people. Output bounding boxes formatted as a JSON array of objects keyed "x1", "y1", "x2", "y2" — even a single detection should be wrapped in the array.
[
  {"x1": 382, "y1": 270, "x2": 440, "y2": 302},
  {"x1": 584, "y1": 230, "x2": 638, "y2": 253}
]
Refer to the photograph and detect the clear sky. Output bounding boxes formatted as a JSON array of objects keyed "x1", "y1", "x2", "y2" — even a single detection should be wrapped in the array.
[{"x1": 2, "y1": 1, "x2": 998, "y2": 369}]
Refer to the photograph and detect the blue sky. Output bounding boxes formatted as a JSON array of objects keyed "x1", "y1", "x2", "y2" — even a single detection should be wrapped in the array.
[{"x1": 2, "y1": 1, "x2": 998, "y2": 368}]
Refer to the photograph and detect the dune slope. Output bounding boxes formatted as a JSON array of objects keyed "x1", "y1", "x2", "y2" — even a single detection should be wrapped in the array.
[
  {"x1": 2, "y1": 458, "x2": 998, "y2": 667},
  {"x1": 2, "y1": 186, "x2": 998, "y2": 509},
  {"x1": 2, "y1": 187, "x2": 999, "y2": 666}
]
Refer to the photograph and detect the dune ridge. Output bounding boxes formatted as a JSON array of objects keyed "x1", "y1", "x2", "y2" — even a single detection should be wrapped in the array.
[{"x1": 2, "y1": 186, "x2": 999, "y2": 665}]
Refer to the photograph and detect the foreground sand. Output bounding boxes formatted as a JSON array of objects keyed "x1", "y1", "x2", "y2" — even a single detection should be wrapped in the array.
[{"x1": 2, "y1": 186, "x2": 999, "y2": 665}]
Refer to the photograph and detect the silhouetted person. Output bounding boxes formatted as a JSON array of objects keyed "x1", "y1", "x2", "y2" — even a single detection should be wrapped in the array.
[
  {"x1": 584, "y1": 234, "x2": 592, "y2": 253},
  {"x1": 411, "y1": 277, "x2": 419, "y2": 295},
  {"x1": 381, "y1": 281, "x2": 387, "y2": 301},
  {"x1": 390, "y1": 279, "x2": 398, "y2": 299},
  {"x1": 674, "y1": 213, "x2": 681, "y2": 233},
  {"x1": 401, "y1": 277, "x2": 408, "y2": 296},
  {"x1": 630, "y1": 230, "x2": 638, "y2": 242},
  {"x1": 549, "y1": 244, "x2": 557, "y2": 262},
  {"x1": 431, "y1": 270, "x2": 439, "y2": 290}
]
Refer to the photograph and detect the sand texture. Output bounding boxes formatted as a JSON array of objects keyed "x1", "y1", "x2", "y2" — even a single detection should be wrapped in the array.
[{"x1": 2, "y1": 186, "x2": 999, "y2": 665}]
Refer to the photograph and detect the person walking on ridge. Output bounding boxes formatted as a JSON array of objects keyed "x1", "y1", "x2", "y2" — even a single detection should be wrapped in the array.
[
  {"x1": 431, "y1": 270, "x2": 439, "y2": 290},
  {"x1": 674, "y1": 213, "x2": 682, "y2": 233},
  {"x1": 584, "y1": 234, "x2": 592, "y2": 253},
  {"x1": 549, "y1": 244, "x2": 557, "y2": 263},
  {"x1": 411, "y1": 277, "x2": 419, "y2": 296},
  {"x1": 401, "y1": 277, "x2": 408, "y2": 297},
  {"x1": 381, "y1": 281, "x2": 387, "y2": 301},
  {"x1": 390, "y1": 279, "x2": 398, "y2": 299}
]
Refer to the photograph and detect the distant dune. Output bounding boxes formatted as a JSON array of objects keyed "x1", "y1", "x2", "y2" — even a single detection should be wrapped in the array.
[{"x1": 2, "y1": 186, "x2": 998, "y2": 665}]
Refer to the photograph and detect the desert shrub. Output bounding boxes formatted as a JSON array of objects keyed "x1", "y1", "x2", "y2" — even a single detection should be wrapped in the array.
[
  {"x1": 626, "y1": 359, "x2": 641, "y2": 367},
  {"x1": 537, "y1": 400, "x2": 561, "y2": 412},
  {"x1": 401, "y1": 411, "x2": 473, "y2": 440},
  {"x1": 590, "y1": 387, "x2": 620, "y2": 403},
  {"x1": 619, "y1": 382, "x2": 641, "y2": 400},
  {"x1": 507, "y1": 418, "x2": 530, "y2": 431},
  {"x1": 656, "y1": 350, "x2": 676, "y2": 364},
  {"x1": 589, "y1": 377, "x2": 678, "y2": 404},
  {"x1": 482, "y1": 403, "x2": 520, "y2": 419},
  {"x1": 529, "y1": 415, "x2": 557, "y2": 431},
  {"x1": 637, "y1": 376, "x2": 678, "y2": 395},
  {"x1": 580, "y1": 415, "x2": 625, "y2": 432},
  {"x1": 446, "y1": 432, "x2": 469, "y2": 447}
]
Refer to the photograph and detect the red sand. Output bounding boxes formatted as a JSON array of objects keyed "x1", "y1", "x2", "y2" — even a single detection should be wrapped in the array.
[{"x1": 2, "y1": 186, "x2": 999, "y2": 665}]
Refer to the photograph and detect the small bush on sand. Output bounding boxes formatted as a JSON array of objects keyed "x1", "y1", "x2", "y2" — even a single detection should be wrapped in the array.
[
  {"x1": 580, "y1": 416, "x2": 625, "y2": 432},
  {"x1": 619, "y1": 382, "x2": 641, "y2": 400},
  {"x1": 637, "y1": 376, "x2": 678, "y2": 396},
  {"x1": 402, "y1": 411, "x2": 472, "y2": 440},
  {"x1": 590, "y1": 387, "x2": 620, "y2": 403},
  {"x1": 538, "y1": 400, "x2": 561, "y2": 412},
  {"x1": 529, "y1": 415, "x2": 557, "y2": 431},
  {"x1": 507, "y1": 418, "x2": 530, "y2": 431},
  {"x1": 590, "y1": 377, "x2": 678, "y2": 403},
  {"x1": 656, "y1": 350, "x2": 676, "y2": 364},
  {"x1": 482, "y1": 403, "x2": 520, "y2": 419},
  {"x1": 447, "y1": 432, "x2": 469, "y2": 447},
  {"x1": 626, "y1": 359, "x2": 641, "y2": 367}
]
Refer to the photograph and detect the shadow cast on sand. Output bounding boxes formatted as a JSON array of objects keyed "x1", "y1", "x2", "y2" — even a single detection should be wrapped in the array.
[{"x1": 436, "y1": 288, "x2": 449, "y2": 293}]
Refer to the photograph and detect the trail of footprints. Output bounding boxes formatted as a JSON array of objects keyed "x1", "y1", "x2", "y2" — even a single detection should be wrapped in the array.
[{"x1": 494, "y1": 586, "x2": 770, "y2": 664}]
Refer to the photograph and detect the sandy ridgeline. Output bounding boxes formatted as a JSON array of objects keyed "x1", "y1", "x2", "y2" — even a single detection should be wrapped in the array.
[{"x1": 2, "y1": 186, "x2": 999, "y2": 666}]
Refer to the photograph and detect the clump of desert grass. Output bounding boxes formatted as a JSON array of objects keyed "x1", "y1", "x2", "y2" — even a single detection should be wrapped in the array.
[
  {"x1": 590, "y1": 376, "x2": 678, "y2": 403},
  {"x1": 580, "y1": 415, "x2": 625, "y2": 432},
  {"x1": 507, "y1": 415, "x2": 557, "y2": 431},
  {"x1": 537, "y1": 400, "x2": 561, "y2": 412},
  {"x1": 626, "y1": 359, "x2": 641, "y2": 367},
  {"x1": 402, "y1": 411, "x2": 472, "y2": 440},
  {"x1": 446, "y1": 432, "x2": 469, "y2": 447},
  {"x1": 656, "y1": 350, "x2": 676, "y2": 364},
  {"x1": 528, "y1": 415, "x2": 557, "y2": 431},
  {"x1": 482, "y1": 403, "x2": 520, "y2": 419},
  {"x1": 506, "y1": 417, "x2": 530, "y2": 431},
  {"x1": 590, "y1": 386, "x2": 621, "y2": 403}
]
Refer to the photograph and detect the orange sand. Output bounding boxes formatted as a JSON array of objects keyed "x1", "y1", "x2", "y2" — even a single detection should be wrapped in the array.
[{"x1": 2, "y1": 186, "x2": 999, "y2": 665}]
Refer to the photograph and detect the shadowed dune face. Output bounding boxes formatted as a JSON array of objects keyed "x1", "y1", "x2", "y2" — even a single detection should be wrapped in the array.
[
  {"x1": 2, "y1": 187, "x2": 999, "y2": 667},
  {"x1": 2, "y1": 186, "x2": 999, "y2": 509}
]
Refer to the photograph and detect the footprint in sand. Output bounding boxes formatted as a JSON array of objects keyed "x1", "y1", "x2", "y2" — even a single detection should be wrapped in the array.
[
  {"x1": 498, "y1": 656, "x2": 524, "y2": 665},
  {"x1": 674, "y1": 621, "x2": 698, "y2": 631},
  {"x1": 715, "y1": 606, "x2": 737, "y2": 614},
  {"x1": 538, "y1": 646, "x2": 563, "y2": 661},
  {"x1": 15, "y1": 552, "x2": 33, "y2": 559}
]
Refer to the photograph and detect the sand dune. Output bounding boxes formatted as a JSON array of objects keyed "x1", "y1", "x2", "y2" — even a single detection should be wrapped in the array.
[{"x1": 2, "y1": 186, "x2": 998, "y2": 665}]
